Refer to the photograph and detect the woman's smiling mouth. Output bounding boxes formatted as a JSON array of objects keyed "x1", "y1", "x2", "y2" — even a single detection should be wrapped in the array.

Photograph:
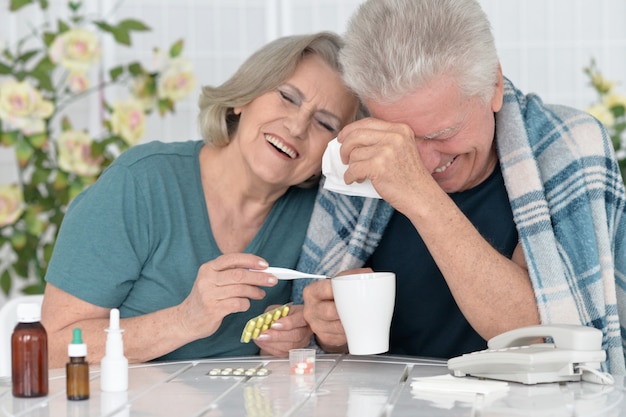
[{"x1": 265, "y1": 134, "x2": 298, "y2": 159}]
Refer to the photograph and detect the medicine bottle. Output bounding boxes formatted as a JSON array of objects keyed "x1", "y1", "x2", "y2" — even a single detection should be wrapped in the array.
[
  {"x1": 101, "y1": 308, "x2": 128, "y2": 392},
  {"x1": 11, "y1": 302, "x2": 48, "y2": 398},
  {"x1": 66, "y1": 328, "x2": 90, "y2": 400}
]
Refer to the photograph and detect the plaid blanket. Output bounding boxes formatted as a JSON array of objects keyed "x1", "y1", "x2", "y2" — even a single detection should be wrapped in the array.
[{"x1": 293, "y1": 78, "x2": 626, "y2": 374}]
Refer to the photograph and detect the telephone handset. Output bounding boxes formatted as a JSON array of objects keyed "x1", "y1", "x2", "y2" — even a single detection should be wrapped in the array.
[{"x1": 447, "y1": 324, "x2": 612, "y2": 385}]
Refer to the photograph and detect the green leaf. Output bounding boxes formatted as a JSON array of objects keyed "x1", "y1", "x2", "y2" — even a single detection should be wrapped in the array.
[
  {"x1": 61, "y1": 116, "x2": 73, "y2": 131},
  {"x1": 10, "y1": 231, "x2": 27, "y2": 251},
  {"x1": 69, "y1": 182, "x2": 85, "y2": 200},
  {"x1": 68, "y1": 1, "x2": 81, "y2": 12},
  {"x1": 31, "y1": 166, "x2": 51, "y2": 184},
  {"x1": 157, "y1": 98, "x2": 174, "y2": 116},
  {"x1": 95, "y1": 21, "x2": 131, "y2": 46},
  {"x1": 109, "y1": 65, "x2": 124, "y2": 81},
  {"x1": 118, "y1": 19, "x2": 151, "y2": 32},
  {"x1": 43, "y1": 242, "x2": 55, "y2": 264},
  {"x1": 90, "y1": 140, "x2": 106, "y2": 157},
  {"x1": 24, "y1": 210, "x2": 45, "y2": 236},
  {"x1": 0, "y1": 62, "x2": 12, "y2": 75},
  {"x1": 112, "y1": 29, "x2": 131, "y2": 46},
  {"x1": 15, "y1": 49, "x2": 40, "y2": 64},
  {"x1": 37, "y1": 0, "x2": 48, "y2": 10},
  {"x1": 29, "y1": 68, "x2": 54, "y2": 92},
  {"x1": 611, "y1": 104, "x2": 625, "y2": 119},
  {"x1": 16, "y1": 139, "x2": 34, "y2": 167},
  {"x1": 94, "y1": 21, "x2": 115, "y2": 33},
  {"x1": 32, "y1": 56, "x2": 55, "y2": 74},
  {"x1": 22, "y1": 283, "x2": 45, "y2": 295},
  {"x1": 169, "y1": 39, "x2": 184, "y2": 58},
  {"x1": 57, "y1": 19, "x2": 70, "y2": 33},
  {"x1": 28, "y1": 132, "x2": 48, "y2": 149},
  {"x1": 1, "y1": 270, "x2": 11, "y2": 296},
  {"x1": 43, "y1": 32, "x2": 56, "y2": 48},
  {"x1": 53, "y1": 170, "x2": 69, "y2": 190},
  {"x1": 10, "y1": 0, "x2": 34, "y2": 12},
  {"x1": 128, "y1": 62, "x2": 144, "y2": 76},
  {"x1": 3, "y1": 48, "x2": 15, "y2": 61},
  {"x1": 13, "y1": 70, "x2": 27, "y2": 81},
  {"x1": 1, "y1": 130, "x2": 19, "y2": 146},
  {"x1": 13, "y1": 257, "x2": 29, "y2": 279}
]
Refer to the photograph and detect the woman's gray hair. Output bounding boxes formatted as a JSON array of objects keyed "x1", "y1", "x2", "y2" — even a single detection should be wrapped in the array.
[
  {"x1": 198, "y1": 31, "x2": 366, "y2": 147},
  {"x1": 340, "y1": 0, "x2": 500, "y2": 105}
]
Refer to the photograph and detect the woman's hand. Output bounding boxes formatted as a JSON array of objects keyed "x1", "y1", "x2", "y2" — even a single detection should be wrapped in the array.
[
  {"x1": 175, "y1": 253, "x2": 278, "y2": 341},
  {"x1": 254, "y1": 304, "x2": 313, "y2": 357}
]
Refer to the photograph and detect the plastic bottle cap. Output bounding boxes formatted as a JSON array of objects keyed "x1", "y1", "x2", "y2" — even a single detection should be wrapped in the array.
[
  {"x1": 17, "y1": 303, "x2": 41, "y2": 323},
  {"x1": 68, "y1": 327, "x2": 88, "y2": 357}
]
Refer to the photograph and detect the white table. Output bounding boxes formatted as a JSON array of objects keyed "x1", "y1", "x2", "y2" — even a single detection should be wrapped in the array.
[{"x1": 0, "y1": 354, "x2": 624, "y2": 416}]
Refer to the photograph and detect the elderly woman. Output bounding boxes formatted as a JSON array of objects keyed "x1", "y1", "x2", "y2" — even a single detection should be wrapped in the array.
[{"x1": 41, "y1": 31, "x2": 362, "y2": 368}]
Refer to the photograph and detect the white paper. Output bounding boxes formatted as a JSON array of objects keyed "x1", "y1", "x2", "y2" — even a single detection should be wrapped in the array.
[{"x1": 410, "y1": 374, "x2": 510, "y2": 409}]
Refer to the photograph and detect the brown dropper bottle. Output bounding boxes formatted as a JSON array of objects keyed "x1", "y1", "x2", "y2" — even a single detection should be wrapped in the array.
[{"x1": 66, "y1": 327, "x2": 90, "y2": 400}]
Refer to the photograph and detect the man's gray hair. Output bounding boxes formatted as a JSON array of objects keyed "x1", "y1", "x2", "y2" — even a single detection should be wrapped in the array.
[{"x1": 340, "y1": 0, "x2": 500, "y2": 105}]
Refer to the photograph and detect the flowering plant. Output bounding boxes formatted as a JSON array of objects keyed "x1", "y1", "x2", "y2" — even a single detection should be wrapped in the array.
[
  {"x1": 0, "y1": 0, "x2": 196, "y2": 295},
  {"x1": 584, "y1": 59, "x2": 626, "y2": 183}
]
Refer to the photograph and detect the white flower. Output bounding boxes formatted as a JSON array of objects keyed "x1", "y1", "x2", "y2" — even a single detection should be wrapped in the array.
[
  {"x1": 157, "y1": 57, "x2": 196, "y2": 102},
  {"x1": 586, "y1": 103, "x2": 615, "y2": 128},
  {"x1": 110, "y1": 98, "x2": 146, "y2": 146},
  {"x1": 49, "y1": 28, "x2": 101, "y2": 74},
  {"x1": 57, "y1": 130, "x2": 103, "y2": 176},
  {"x1": 0, "y1": 184, "x2": 24, "y2": 227},
  {"x1": 68, "y1": 72, "x2": 90, "y2": 93},
  {"x1": 604, "y1": 93, "x2": 626, "y2": 111},
  {"x1": 0, "y1": 79, "x2": 54, "y2": 134},
  {"x1": 591, "y1": 73, "x2": 616, "y2": 95}
]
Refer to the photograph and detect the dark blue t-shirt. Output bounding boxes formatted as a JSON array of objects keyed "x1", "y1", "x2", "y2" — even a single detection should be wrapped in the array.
[{"x1": 367, "y1": 163, "x2": 518, "y2": 359}]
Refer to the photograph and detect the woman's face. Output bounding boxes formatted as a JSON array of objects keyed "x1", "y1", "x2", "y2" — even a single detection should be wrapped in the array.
[{"x1": 233, "y1": 54, "x2": 358, "y2": 188}]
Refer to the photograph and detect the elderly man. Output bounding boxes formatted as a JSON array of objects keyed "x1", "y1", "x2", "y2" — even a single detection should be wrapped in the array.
[{"x1": 293, "y1": 0, "x2": 626, "y2": 374}]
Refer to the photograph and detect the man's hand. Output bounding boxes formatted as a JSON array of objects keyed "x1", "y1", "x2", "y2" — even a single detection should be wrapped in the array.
[
  {"x1": 302, "y1": 280, "x2": 348, "y2": 352},
  {"x1": 337, "y1": 117, "x2": 435, "y2": 214}
]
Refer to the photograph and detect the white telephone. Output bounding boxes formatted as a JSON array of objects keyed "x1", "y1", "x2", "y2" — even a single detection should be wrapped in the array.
[{"x1": 447, "y1": 324, "x2": 612, "y2": 385}]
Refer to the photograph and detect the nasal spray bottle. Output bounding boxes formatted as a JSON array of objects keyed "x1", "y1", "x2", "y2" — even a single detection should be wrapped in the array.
[{"x1": 101, "y1": 308, "x2": 128, "y2": 392}]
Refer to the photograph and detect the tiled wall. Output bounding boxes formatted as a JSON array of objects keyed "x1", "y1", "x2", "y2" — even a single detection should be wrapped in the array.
[{"x1": 1, "y1": 0, "x2": 625, "y2": 180}]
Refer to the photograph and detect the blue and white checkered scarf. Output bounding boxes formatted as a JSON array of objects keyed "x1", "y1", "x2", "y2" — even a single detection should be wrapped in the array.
[{"x1": 293, "y1": 78, "x2": 626, "y2": 374}]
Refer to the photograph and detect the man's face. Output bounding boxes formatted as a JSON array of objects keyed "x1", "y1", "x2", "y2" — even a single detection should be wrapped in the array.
[{"x1": 365, "y1": 73, "x2": 504, "y2": 193}]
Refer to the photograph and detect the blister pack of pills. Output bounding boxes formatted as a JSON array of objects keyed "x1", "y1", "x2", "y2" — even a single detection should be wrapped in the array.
[
  {"x1": 240, "y1": 304, "x2": 290, "y2": 343},
  {"x1": 208, "y1": 367, "x2": 270, "y2": 377}
]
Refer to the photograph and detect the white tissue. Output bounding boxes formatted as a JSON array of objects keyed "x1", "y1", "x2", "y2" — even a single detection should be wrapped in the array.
[{"x1": 321, "y1": 138, "x2": 381, "y2": 199}]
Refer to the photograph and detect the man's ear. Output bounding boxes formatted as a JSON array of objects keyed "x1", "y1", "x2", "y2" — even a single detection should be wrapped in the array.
[{"x1": 491, "y1": 64, "x2": 504, "y2": 113}]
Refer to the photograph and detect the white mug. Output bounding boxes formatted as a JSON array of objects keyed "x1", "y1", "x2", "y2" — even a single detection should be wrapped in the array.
[{"x1": 331, "y1": 272, "x2": 396, "y2": 355}]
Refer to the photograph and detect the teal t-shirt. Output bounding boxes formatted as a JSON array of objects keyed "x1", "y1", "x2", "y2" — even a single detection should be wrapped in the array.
[{"x1": 46, "y1": 140, "x2": 317, "y2": 361}]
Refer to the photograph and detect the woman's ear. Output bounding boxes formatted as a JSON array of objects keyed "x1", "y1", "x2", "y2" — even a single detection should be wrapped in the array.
[{"x1": 233, "y1": 106, "x2": 243, "y2": 115}]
